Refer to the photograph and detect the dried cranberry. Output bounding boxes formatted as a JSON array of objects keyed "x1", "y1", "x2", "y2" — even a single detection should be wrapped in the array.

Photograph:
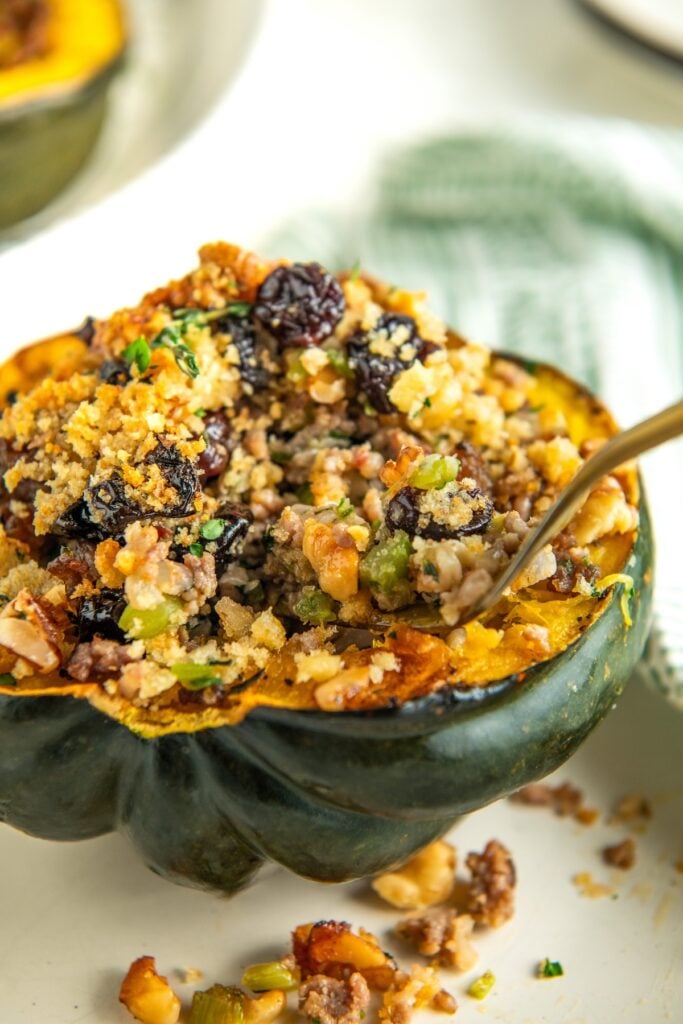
[
  {"x1": 385, "y1": 485, "x2": 493, "y2": 540},
  {"x1": 144, "y1": 443, "x2": 199, "y2": 517},
  {"x1": 98, "y1": 358, "x2": 131, "y2": 386},
  {"x1": 254, "y1": 263, "x2": 345, "y2": 348},
  {"x1": 77, "y1": 588, "x2": 127, "y2": 641},
  {"x1": 197, "y1": 411, "x2": 237, "y2": 481},
  {"x1": 213, "y1": 315, "x2": 269, "y2": 390},
  {"x1": 209, "y1": 502, "x2": 253, "y2": 575},
  {"x1": 53, "y1": 497, "x2": 108, "y2": 540},
  {"x1": 347, "y1": 314, "x2": 428, "y2": 414},
  {"x1": 56, "y1": 443, "x2": 198, "y2": 539}
]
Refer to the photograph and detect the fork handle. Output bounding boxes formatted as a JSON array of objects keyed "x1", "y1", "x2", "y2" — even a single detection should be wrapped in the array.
[{"x1": 461, "y1": 398, "x2": 683, "y2": 623}]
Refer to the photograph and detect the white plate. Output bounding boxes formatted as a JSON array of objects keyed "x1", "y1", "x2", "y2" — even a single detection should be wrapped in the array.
[
  {"x1": 0, "y1": 0, "x2": 263, "y2": 247},
  {"x1": 1, "y1": 677, "x2": 681, "y2": 1023},
  {"x1": 581, "y1": 0, "x2": 683, "y2": 62}
]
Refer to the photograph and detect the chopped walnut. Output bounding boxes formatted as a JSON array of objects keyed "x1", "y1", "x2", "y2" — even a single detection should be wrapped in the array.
[
  {"x1": 602, "y1": 837, "x2": 636, "y2": 870},
  {"x1": 396, "y1": 906, "x2": 478, "y2": 971},
  {"x1": 299, "y1": 972, "x2": 369, "y2": 1024},
  {"x1": 372, "y1": 840, "x2": 456, "y2": 910},
  {"x1": 119, "y1": 956, "x2": 180, "y2": 1024},
  {"x1": 465, "y1": 839, "x2": 516, "y2": 928}
]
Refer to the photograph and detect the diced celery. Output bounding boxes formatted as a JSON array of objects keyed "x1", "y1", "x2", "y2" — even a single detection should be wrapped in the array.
[
  {"x1": 326, "y1": 347, "x2": 355, "y2": 379},
  {"x1": 360, "y1": 531, "x2": 412, "y2": 594},
  {"x1": 118, "y1": 598, "x2": 183, "y2": 639},
  {"x1": 409, "y1": 453, "x2": 459, "y2": 490},
  {"x1": 189, "y1": 985, "x2": 245, "y2": 1024},
  {"x1": 170, "y1": 663, "x2": 221, "y2": 689},
  {"x1": 468, "y1": 971, "x2": 495, "y2": 1000},
  {"x1": 293, "y1": 587, "x2": 336, "y2": 625},
  {"x1": 241, "y1": 961, "x2": 297, "y2": 992}
]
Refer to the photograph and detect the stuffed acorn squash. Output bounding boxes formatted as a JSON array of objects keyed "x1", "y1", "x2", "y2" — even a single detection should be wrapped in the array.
[
  {"x1": 0, "y1": 244, "x2": 652, "y2": 893},
  {"x1": 0, "y1": 0, "x2": 126, "y2": 227}
]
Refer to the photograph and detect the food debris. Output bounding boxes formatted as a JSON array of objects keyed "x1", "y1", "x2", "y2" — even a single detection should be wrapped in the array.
[
  {"x1": 178, "y1": 967, "x2": 204, "y2": 985},
  {"x1": 572, "y1": 872, "x2": 615, "y2": 899},
  {"x1": 509, "y1": 781, "x2": 598, "y2": 824},
  {"x1": 465, "y1": 839, "x2": 516, "y2": 927},
  {"x1": 396, "y1": 906, "x2": 478, "y2": 971},
  {"x1": 610, "y1": 793, "x2": 652, "y2": 825},
  {"x1": 372, "y1": 839, "x2": 456, "y2": 910},
  {"x1": 119, "y1": 956, "x2": 181, "y2": 1024},
  {"x1": 467, "y1": 970, "x2": 495, "y2": 1000},
  {"x1": 380, "y1": 964, "x2": 456, "y2": 1023},
  {"x1": 537, "y1": 958, "x2": 564, "y2": 978},
  {"x1": 602, "y1": 837, "x2": 636, "y2": 870}
]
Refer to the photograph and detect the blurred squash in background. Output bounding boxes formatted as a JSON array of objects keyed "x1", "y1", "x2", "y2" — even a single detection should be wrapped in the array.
[{"x1": 0, "y1": 0, "x2": 126, "y2": 227}]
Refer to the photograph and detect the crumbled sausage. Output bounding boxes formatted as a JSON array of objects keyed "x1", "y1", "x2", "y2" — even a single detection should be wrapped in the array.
[
  {"x1": 299, "y1": 972, "x2": 369, "y2": 1024},
  {"x1": 465, "y1": 839, "x2": 516, "y2": 928},
  {"x1": 396, "y1": 907, "x2": 478, "y2": 971},
  {"x1": 602, "y1": 838, "x2": 636, "y2": 869},
  {"x1": 510, "y1": 781, "x2": 583, "y2": 817},
  {"x1": 67, "y1": 636, "x2": 140, "y2": 681}
]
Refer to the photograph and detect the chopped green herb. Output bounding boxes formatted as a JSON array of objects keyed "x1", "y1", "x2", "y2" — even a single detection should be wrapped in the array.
[
  {"x1": 423, "y1": 396, "x2": 432, "y2": 408},
  {"x1": 193, "y1": 407, "x2": 207, "y2": 418},
  {"x1": 337, "y1": 497, "x2": 354, "y2": 518},
  {"x1": 188, "y1": 542, "x2": 204, "y2": 557},
  {"x1": 241, "y1": 961, "x2": 297, "y2": 992},
  {"x1": 201, "y1": 519, "x2": 226, "y2": 541},
  {"x1": 527, "y1": 403, "x2": 545, "y2": 414},
  {"x1": 328, "y1": 428, "x2": 352, "y2": 440},
  {"x1": 152, "y1": 325, "x2": 200, "y2": 379},
  {"x1": 349, "y1": 259, "x2": 361, "y2": 282},
  {"x1": 270, "y1": 450, "x2": 292, "y2": 465},
  {"x1": 121, "y1": 336, "x2": 151, "y2": 374},
  {"x1": 296, "y1": 484, "x2": 314, "y2": 504},
  {"x1": 171, "y1": 663, "x2": 222, "y2": 690},
  {"x1": 423, "y1": 560, "x2": 439, "y2": 578},
  {"x1": 224, "y1": 301, "x2": 252, "y2": 318},
  {"x1": 0, "y1": 673, "x2": 16, "y2": 686},
  {"x1": 538, "y1": 959, "x2": 564, "y2": 978},
  {"x1": 468, "y1": 971, "x2": 495, "y2": 1000}
]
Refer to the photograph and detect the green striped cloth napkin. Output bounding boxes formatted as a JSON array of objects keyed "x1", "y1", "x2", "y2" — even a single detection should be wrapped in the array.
[{"x1": 267, "y1": 118, "x2": 683, "y2": 707}]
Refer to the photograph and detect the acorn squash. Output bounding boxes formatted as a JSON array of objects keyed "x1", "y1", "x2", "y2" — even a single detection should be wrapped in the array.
[
  {"x1": 0, "y1": 0, "x2": 126, "y2": 227},
  {"x1": 0, "y1": 246, "x2": 654, "y2": 894}
]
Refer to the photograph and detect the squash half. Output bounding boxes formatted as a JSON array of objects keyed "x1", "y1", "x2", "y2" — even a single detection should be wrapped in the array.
[
  {"x1": 0, "y1": 331, "x2": 653, "y2": 894},
  {"x1": 0, "y1": 0, "x2": 126, "y2": 227}
]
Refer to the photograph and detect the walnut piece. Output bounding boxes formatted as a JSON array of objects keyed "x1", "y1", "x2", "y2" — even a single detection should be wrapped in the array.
[{"x1": 372, "y1": 840, "x2": 456, "y2": 910}]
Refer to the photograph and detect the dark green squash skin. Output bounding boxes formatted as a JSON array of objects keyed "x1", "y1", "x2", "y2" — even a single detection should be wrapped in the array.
[
  {"x1": 0, "y1": 495, "x2": 653, "y2": 895},
  {"x1": 0, "y1": 55, "x2": 124, "y2": 228}
]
